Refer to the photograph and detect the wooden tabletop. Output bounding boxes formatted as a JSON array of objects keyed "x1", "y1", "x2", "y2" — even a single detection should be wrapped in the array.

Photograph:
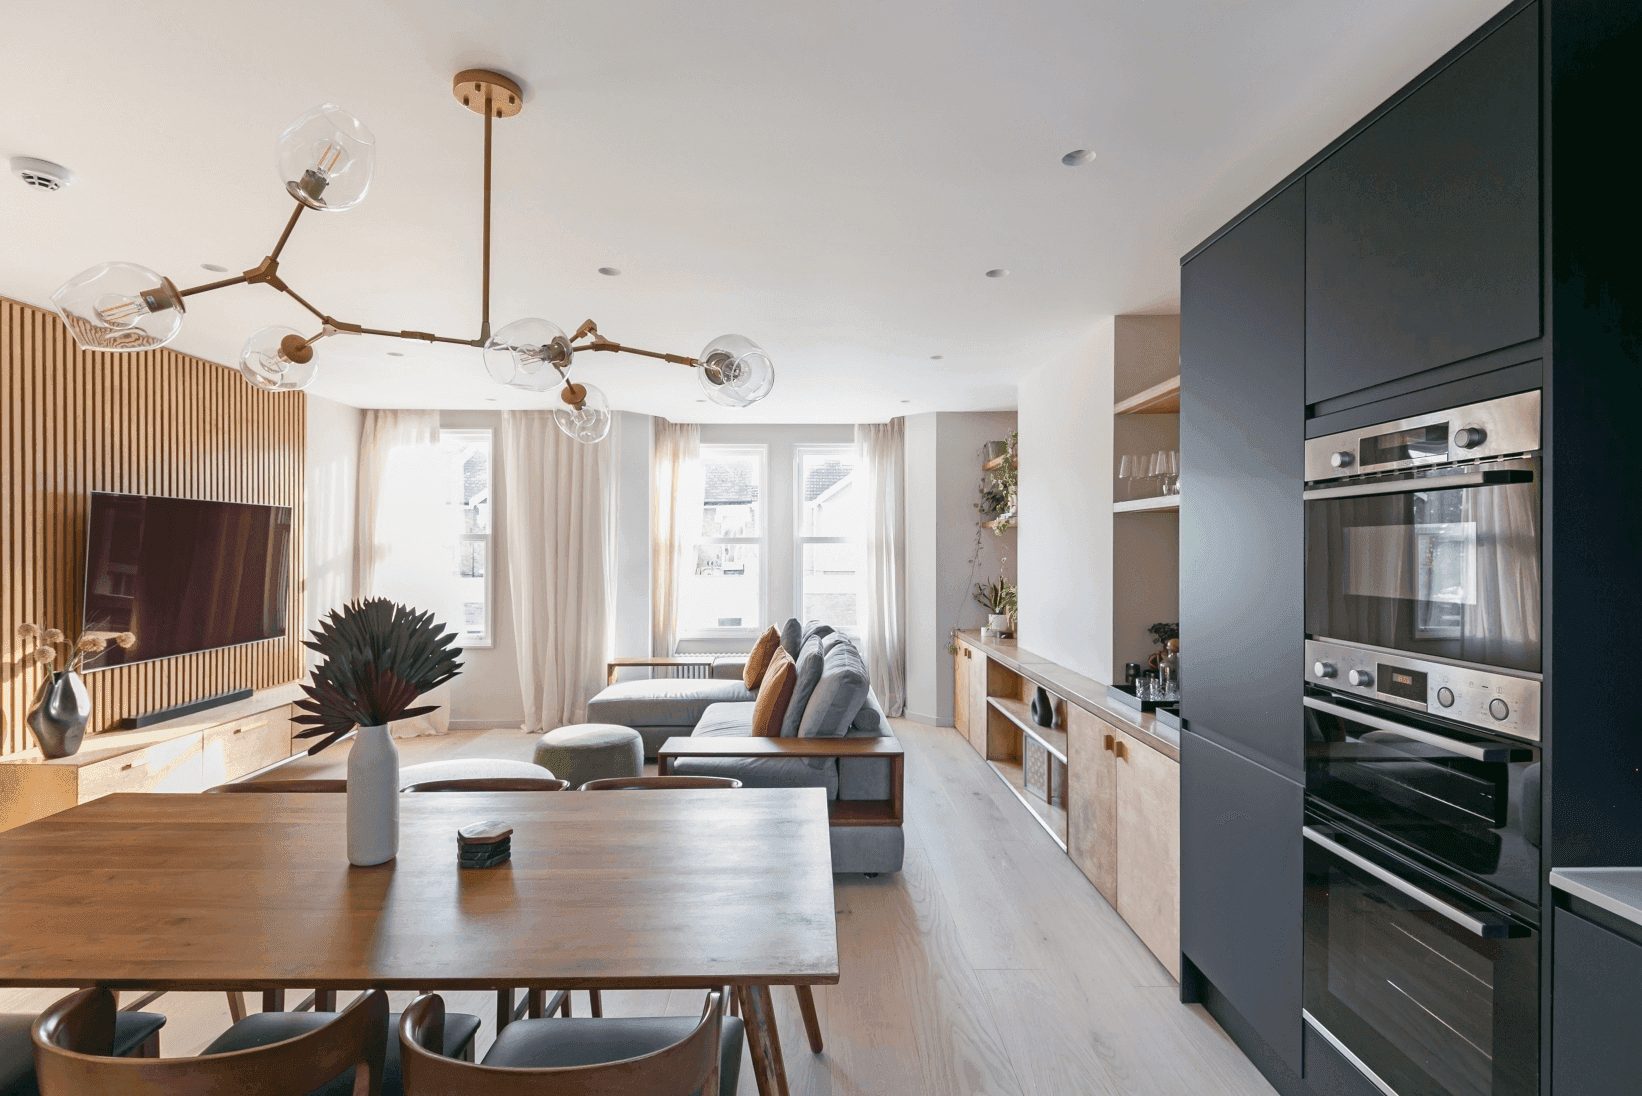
[{"x1": 0, "y1": 789, "x2": 838, "y2": 992}]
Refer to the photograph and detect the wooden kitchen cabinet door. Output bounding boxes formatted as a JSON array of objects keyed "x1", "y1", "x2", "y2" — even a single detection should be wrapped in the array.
[
  {"x1": 1067, "y1": 706, "x2": 1118, "y2": 902},
  {"x1": 953, "y1": 640, "x2": 972, "y2": 742},
  {"x1": 1115, "y1": 730, "x2": 1181, "y2": 980}
]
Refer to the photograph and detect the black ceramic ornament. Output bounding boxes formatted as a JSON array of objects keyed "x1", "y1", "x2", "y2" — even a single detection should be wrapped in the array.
[{"x1": 1031, "y1": 685, "x2": 1054, "y2": 727}]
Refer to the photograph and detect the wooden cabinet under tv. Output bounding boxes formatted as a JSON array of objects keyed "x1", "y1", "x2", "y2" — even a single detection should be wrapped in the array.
[
  {"x1": 954, "y1": 630, "x2": 1180, "y2": 979},
  {"x1": 0, "y1": 682, "x2": 306, "y2": 831}
]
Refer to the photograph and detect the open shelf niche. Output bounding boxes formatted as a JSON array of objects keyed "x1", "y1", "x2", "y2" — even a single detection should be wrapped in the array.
[{"x1": 979, "y1": 661, "x2": 1069, "y2": 849}]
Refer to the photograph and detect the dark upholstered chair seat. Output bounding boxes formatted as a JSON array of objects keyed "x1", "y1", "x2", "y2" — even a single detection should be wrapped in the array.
[
  {"x1": 201, "y1": 1009, "x2": 480, "y2": 1096},
  {"x1": 2, "y1": 1011, "x2": 167, "y2": 1096},
  {"x1": 481, "y1": 1014, "x2": 743, "y2": 1093}
]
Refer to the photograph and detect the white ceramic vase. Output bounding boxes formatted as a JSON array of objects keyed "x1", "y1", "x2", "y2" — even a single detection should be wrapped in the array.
[
  {"x1": 988, "y1": 614, "x2": 1010, "y2": 632},
  {"x1": 347, "y1": 724, "x2": 399, "y2": 866}
]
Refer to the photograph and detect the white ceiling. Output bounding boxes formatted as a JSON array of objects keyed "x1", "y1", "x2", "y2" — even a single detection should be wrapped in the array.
[{"x1": 1, "y1": 0, "x2": 1507, "y2": 421}]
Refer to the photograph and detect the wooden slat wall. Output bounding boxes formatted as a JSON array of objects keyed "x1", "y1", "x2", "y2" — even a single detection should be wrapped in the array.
[{"x1": 0, "y1": 295, "x2": 305, "y2": 755}]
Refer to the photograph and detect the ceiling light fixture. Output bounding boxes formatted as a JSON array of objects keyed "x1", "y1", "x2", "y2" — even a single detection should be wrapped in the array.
[
  {"x1": 985, "y1": 269, "x2": 1009, "y2": 278},
  {"x1": 597, "y1": 267, "x2": 620, "y2": 276},
  {"x1": 48, "y1": 69, "x2": 774, "y2": 444},
  {"x1": 1061, "y1": 149, "x2": 1097, "y2": 166},
  {"x1": 11, "y1": 157, "x2": 74, "y2": 191}
]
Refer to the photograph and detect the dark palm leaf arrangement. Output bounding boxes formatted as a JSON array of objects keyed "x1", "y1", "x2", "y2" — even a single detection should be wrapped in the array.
[{"x1": 293, "y1": 598, "x2": 463, "y2": 755}]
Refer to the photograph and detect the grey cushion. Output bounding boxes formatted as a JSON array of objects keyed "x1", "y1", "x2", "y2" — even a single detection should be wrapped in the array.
[
  {"x1": 781, "y1": 635, "x2": 827, "y2": 738},
  {"x1": 678, "y1": 703, "x2": 839, "y2": 796},
  {"x1": 798, "y1": 621, "x2": 835, "y2": 651},
  {"x1": 483, "y1": 1014, "x2": 743, "y2": 1095},
  {"x1": 200, "y1": 1010, "x2": 480, "y2": 1096},
  {"x1": 820, "y1": 631, "x2": 850, "y2": 655},
  {"x1": 798, "y1": 641, "x2": 870, "y2": 740},
  {"x1": 851, "y1": 688, "x2": 888, "y2": 736},
  {"x1": 779, "y1": 617, "x2": 803, "y2": 658},
  {"x1": 585, "y1": 678, "x2": 755, "y2": 729},
  {"x1": 533, "y1": 724, "x2": 643, "y2": 788},
  {"x1": 2, "y1": 1012, "x2": 169, "y2": 1096},
  {"x1": 711, "y1": 655, "x2": 748, "y2": 681},
  {"x1": 831, "y1": 821, "x2": 906, "y2": 874}
]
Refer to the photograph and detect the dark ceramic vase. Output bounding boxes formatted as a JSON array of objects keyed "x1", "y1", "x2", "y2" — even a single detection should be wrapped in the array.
[
  {"x1": 27, "y1": 670, "x2": 91, "y2": 758},
  {"x1": 1031, "y1": 685, "x2": 1054, "y2": 727}
]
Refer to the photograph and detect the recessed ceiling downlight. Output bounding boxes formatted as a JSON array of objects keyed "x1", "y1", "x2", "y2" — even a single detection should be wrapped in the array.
[
  {"x1": 598, "y1": 267, "x2": 621, "y2": 276},
  {"x1": 386, "y1": 351, "x2": 404, "y2": 357},
  {"x1": 11, "y1": 157, "x2": 74, "y2": 191},
  {"x1": 201, "y1": 263, "x2": 229, "y2": 273},
  {"x1": 1061, "y1": 149, "x2": 1096, "y2": 166},
  {"x1": 985, "y1": 269, "x2": 1009, "y2": 279},
  {"x1": 931, "y1": 355, "x2": 944, "y2": 360}
]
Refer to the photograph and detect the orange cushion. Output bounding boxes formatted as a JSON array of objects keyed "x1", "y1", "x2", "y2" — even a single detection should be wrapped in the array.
[
  {"x1": 743, "y1": 625, "x2": 781, "y2": 690},
  {"x1": 751, "y1": 648, "x2": 796, "y2": 737}
]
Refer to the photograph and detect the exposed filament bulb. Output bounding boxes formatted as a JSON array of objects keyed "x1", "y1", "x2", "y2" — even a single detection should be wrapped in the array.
[{"x1": 295, "y1": 139, "x2": 351, "y2": 202}]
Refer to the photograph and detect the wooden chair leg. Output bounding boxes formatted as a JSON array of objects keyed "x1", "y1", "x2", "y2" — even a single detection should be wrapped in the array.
[
  {"x1": 559, "y1": 992, "x2": 572, "y2": 1017},
  {"x1": 794, "y1": 985, "x2": 824, "y2": 1053},
  {"x1": 588, "y1": 989, "x2": 603, "y2": 1017},
  {"x1": 527, "y1": 989, "x2": 545, "y2": 1019},
  {"x1": 225, "y1": 992, "x2": 246, "y2": 1023},
  {"x1": 261, "y1": 989, "x2": 286, "y2": 1013},
  {"x1": 313, "y1": 990, "x2": 337, "y2": 1012},
  {"x1": 496, "y1": 988, "x2": 515, "y2": 1034},
  {"x1": 729, "y1": 989, "x2": 740, "y2": 1018}
]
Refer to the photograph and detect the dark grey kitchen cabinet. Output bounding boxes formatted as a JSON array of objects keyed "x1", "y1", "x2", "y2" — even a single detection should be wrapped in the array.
[
  {"x1": 1181, "y1": 730, "x2": 1305, "y2": 1073},
  {"x1": 1305, "y1": 5, "x2": 1540, "y2": 405},
  {"x1": 1180, "y1": 180, "x2": 1307, "y2": 781},
  {"x1": 1552, "y1": 908, "x2": 1642, "y2": 1092}
]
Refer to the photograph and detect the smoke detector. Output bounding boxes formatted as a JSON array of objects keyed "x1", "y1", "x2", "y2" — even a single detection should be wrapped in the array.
[{"x1": 11, "y1": 157, "x2": 74, "y2": 191}]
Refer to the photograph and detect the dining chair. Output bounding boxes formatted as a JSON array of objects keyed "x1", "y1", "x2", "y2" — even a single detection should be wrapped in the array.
[
  {"x1": 577, "y1": 776, "x2": 744, "y2": 791},
  {"x1": 399, "y1": 990, "x2": 741, "y2": 1096},
  {"x1": 32, "y1": 986, "x2": 388, "y2": 1096},
  {"x1": 403, "y1": 777, "x2": 570, "y2": 792},
  {"x1": 3, "y1": 1002, "x2": 166, "y2": 1096}
]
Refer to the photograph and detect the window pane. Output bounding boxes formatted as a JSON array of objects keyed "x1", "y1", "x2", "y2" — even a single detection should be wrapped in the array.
[
  {"x1": 680, "y1": 544, "x2": 763, "y2": 631},
  {"x1": 800, "y1": 541, "x2": 861, "y2": 630},
  {"x1": 440, "y1": 431, "x2": 492, "y2": 534},
  {"x1": 798, "y1": 451, "x2": 857, "y2": 537},
  {"x1": 702, "y1": 449, "x2": 761, "y2": 537},
  {"x1": 455, "y1": 539, "x2": 488, "y2": 643}
]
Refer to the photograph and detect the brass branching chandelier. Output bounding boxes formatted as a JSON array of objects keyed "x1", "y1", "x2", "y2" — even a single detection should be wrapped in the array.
[{"x1": 50, "y1": 69, "x2": 776, "y2": 444}]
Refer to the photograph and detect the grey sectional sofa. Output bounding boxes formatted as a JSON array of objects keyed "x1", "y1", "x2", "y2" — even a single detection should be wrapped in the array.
[{"x1": 584, "y1": 620, "x2": 904, "y2": 875}]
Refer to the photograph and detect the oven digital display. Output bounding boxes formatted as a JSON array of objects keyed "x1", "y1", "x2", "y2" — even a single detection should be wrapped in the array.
[
  {"x1": 1359, "y1": 423, "x2": 1449, "y2": 466},
  {"x1": 1377, "y1": 664, "x2": 1428, "y2": 704}
]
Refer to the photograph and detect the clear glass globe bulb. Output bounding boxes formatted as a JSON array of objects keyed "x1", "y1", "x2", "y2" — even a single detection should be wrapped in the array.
[
  {"x1": 276, "y1": 104, "x2": 375, "y2": 211},
  {"x1": 554, "y1": 382, "x2": 612, "y2": 444},
  {"x1": 484, "y1": 318, "x2": 573, "y2": 392},
  {"x1": 51, "y1": 262, "x2": 185, "y2": 352},
  {"x1": 697, "y1": 334, "x2": 775, "y2": 407},
  {"x1": 238, "y1": 326, "x2": 318, "y2": 392}
]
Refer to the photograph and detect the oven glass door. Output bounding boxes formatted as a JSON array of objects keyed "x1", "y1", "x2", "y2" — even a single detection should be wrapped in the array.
[
  {"x1": 1305, "y1": 458, "x2": 1540, "y2": 674},
  {"x1": 1304, "y1": 822, "x2": 1537, "y2": 1096}
]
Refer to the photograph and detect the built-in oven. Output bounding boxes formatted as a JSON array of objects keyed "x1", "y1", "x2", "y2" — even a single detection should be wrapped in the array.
[
  {"x1": 1304, "y1": 390, "x2": 1542, "y2": 686},
  {"x1": 1304, "y1": 815, "x2": 1538, "y2": 1096}
]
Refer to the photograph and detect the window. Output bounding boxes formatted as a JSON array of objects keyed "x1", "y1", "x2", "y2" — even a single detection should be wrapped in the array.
[
  {"x1": 795, "y1": 445, "x2": 862, "y2": 633},
  {"x1": 679, "y1": 445, "x2": 766, "y2": 635},
  {"x1": 438, "y1": 429, "x2": 493, "y2": 647}
]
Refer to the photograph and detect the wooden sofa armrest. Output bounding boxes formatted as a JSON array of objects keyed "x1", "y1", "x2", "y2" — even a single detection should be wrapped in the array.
[{"x1": 655, "y1": 736, "x2": 903, "y2": 825}]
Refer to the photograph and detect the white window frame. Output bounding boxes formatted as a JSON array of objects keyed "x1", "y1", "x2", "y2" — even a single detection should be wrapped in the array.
[
  {"x1": 439, "y1": 427, "x2": 494, "y2": 649},
  {"x1": 793, "y1": 443, "x2": 860, "y2": 637},
  {"x1": 680, "y1": 443, "x2": 768, "y2": 640}
]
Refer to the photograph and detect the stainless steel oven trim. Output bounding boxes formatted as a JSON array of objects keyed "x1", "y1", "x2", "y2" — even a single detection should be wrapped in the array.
[
  {"x1": 1305, "y1": 638, "x2": 1542, "y2": 742},
  {"x1": 1302, "y1": 1011, "x2": 1403, "y2": 1096},
  {"x1": 1304, "y1": 826, "x2": 1510, "y2": 938},
  {"x1": 1302, "y1": 696, "x2": 1516, "y2": 762},
  {"x1": 1305, "y1": 389, "x2": 1540, "y2": 483},
  {"x1": 1302, "y1": 466, "x2": 1534, "y2": 501}
]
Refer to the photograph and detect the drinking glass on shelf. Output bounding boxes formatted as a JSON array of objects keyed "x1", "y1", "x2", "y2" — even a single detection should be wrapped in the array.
[
  {"x1": 1164, "y1": 450, "x2": 1181, "y2": 495},
  {"x1": 1117, "y1": 454, "x2": 1137, "y2": 500}
]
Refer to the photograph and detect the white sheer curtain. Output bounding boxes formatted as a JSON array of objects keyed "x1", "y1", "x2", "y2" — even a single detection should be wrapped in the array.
[
  {"x1": 651, "y1": 419, "x2": 701, "y2": 658},
  {"x1": 503, "y1": 411, "x2": 613, "y2": 732},
  {"x1": 354, "y1": 409, "x2": 453, "y2": 737},
  {"x1": 856, "y1": 418, "x2": 906, "y2": 716}
]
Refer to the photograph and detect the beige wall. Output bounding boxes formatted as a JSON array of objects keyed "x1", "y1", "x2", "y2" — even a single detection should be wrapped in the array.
[{"x1": 302, "y1": 394, "x2": 361, "y2": 664}]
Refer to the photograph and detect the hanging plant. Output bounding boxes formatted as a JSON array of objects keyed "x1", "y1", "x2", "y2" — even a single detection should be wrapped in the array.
[{"x1": 975, "y1": 430, "x2": 1019, "y2": 534}]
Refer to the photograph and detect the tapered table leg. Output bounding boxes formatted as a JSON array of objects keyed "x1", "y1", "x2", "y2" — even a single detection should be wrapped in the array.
[
  {"x1": 261, "y1": 989, "x2": 286, "y2": 1013},
  {"x1": 794, "y1": 985, "x2": 823, "y2": 1053},
  {"x1": 588, "y1": 989, "x2": 603, "y2": 1017},
  {"x1": 738, "y1": 984, "x2": 790, "y2": 1096},
  {"x1": 496, "y1": 988, "x2": 514, "y2": 1033}
]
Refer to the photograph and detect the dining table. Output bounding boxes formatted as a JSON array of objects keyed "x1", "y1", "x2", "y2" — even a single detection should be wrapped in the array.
[{"x1": 0, "y1": 786, "x2": 839, "y2": 1096}]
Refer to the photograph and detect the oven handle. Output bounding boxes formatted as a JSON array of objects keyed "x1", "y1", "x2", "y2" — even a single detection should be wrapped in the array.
[
  {"x1": 1303, "y1": 467, "x2": 1533, "y2": 501},
  {"x1": 1302, "y1": 696, "x2": 1514, "y2": 762},
  {"x1": 1303, "y1": 826, "x2": 1511, "y2": 938}
]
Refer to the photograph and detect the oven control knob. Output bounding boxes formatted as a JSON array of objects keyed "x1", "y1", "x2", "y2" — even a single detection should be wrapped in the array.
[
  {"x1": 1455, "y1": 426, "x2": 1488, "y2": 449},
  {"x1": 1347, "y1": 669, "x2": 1374, "y2": 688},
  {"x1": 1313, "y1": 661, "x2": 1337, "y2": 679},
  {"x1": 1489, "y1": 697, "x2": 1510, "y2": 721},
  {"x1": 1437, "y1": 687, "x2": 1456, "y2": 708},
  {"x1": 1330, "y1": 451, "x2": 1354, "y2": 468}
]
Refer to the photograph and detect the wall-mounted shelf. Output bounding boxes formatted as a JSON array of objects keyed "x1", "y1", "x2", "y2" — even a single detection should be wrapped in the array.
[
  {"x1": 1113, "y1": 374, "x2": 1180, "y2": 415},
  {"x1": 981, "y1": 516, "x2": 1016, "y2": 531},
  {"x1": 1113, "y1": 495, "x2": 1180, "y2": 514},
  {"x1": 982, "y1": 454, "x2": 1010, "y2": 471}
]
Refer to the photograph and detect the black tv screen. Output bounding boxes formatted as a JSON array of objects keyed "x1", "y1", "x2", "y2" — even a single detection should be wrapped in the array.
[{"x1": 82, "y1": 493, "x2": 292, "y2": 668}]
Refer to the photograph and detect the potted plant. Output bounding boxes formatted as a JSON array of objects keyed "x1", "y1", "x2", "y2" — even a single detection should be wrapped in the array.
[
  {"x1": 974, "y1": 577, "x2": 1017, "y2": 634},
  {"x1": 294, "y1": 598, "x2": 462, "y2": 866},
  {"x1": 15, "y1": 622, "x2": 136, "y2": 758}
]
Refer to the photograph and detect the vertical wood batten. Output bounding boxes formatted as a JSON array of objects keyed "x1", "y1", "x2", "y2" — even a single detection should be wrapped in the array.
[{"x1": 0, "y1": 295, "x2": 305, "y2": 755}]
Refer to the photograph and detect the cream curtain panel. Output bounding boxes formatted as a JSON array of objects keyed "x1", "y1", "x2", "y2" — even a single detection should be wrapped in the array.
[
  {"x1": 503, "y1": 411, "x2": 613, "y2": 732},
  {"x1": 856, "y1": 418, "x2": 907, "y2": 717},
  {"x1": 651, "y1": 419, "x2": 701, "y2": 657},
  {"x1": 353, "y1": 409, "x2": 451, "y2": 737}
]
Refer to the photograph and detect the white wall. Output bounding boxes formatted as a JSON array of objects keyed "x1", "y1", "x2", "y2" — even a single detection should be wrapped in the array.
[
  {"x1": 1017, "y1": 321, "x2": 1115, "y2": 683},
  {"x1": 610, "y1": 411, "x2": 653, "y2": 663},
  {"x1": 303, "y1": 394, "x2": 362, "y2": 661},
  {"x1": 904, "y1": 411, "x2": 1018, "y2": 726}
]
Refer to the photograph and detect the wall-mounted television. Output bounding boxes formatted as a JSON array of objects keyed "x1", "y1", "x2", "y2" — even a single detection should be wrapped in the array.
[{"x1": 82, "y1": 492, "x2": 293, "y2": 669}]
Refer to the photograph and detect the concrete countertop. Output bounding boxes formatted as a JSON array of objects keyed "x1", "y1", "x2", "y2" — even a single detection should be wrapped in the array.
[{"x1": 1550, "y1": 867, "x2": 1642, "y2": 928}]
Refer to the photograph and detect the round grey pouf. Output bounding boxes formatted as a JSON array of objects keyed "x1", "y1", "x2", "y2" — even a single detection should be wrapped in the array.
[{"x1": 533, "y1": 724, "x2": 643, "y2": 789}]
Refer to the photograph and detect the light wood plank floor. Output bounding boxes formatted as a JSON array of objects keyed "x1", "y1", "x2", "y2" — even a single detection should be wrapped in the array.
[{"x1": 1, "y1": 719, "x2": 1274, "y2": 1095}]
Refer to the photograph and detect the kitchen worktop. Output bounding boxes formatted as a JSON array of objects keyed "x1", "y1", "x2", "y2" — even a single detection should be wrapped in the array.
[{"x1": 1551, "y1": 868, "x2": 1642, "y2": 929}]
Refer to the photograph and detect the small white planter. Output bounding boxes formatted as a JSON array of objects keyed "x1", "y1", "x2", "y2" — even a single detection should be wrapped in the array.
[
  {"x1": 347, "y1": 724, "x2": 400, "y2": 866},
  {"x1": 988, "y1": 614, "x2": 1010, "y2": 632}
]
